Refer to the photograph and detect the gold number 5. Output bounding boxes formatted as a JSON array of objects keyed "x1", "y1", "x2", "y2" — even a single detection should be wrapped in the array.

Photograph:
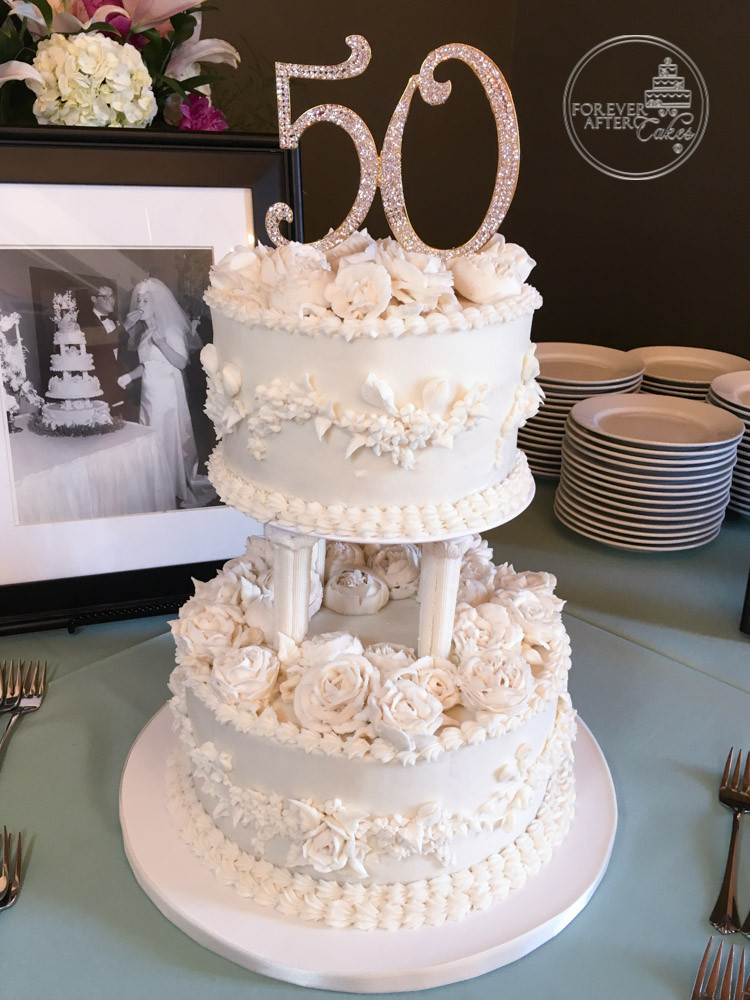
[{"x1": 266, "y1": 37, "x2": 520, "y2": 259}]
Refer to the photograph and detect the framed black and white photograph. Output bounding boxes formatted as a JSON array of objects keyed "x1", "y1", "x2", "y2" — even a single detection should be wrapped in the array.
[{"x1": 0, "y1": 127, "x2": 302, "y2": 633}]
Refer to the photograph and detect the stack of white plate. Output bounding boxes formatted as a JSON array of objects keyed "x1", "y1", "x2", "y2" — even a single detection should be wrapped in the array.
[
  {"x1": 555, "y1": 393, "x2": 745, "y2": 551},
  {"x1": 519, "y1": 343, "x2": 644, "y2": 478},
  {"x1": 626, "y1": 346, "x2": 750, "y2": 400},
  {"x1": 708, "y1": 371, "x2": 750, "y2": 517}
]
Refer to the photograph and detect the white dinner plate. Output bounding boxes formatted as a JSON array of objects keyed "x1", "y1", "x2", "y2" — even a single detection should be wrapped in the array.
[
  {"x1": 560, "y1": 465, "x2": 732, "y2": 509},
  {"x1": 538, "y1": 378, "x2": 642, "y2": 399},
  {"x1": 559, "y1": 463, "x2": 734, "y2": 502},
  {"x1": 569, "y1": 393, "x2": 745, "y2": 449},
  {"x1": 535, "y1": 343, "x2": 645, "y2": 384},
  {"x1": 626, "y1": 346, "x2": 750, "y2": 384},
  {"x1": 564, "y1": 423, "x2": 740, "y2": 467},
  {"x1": 553, "y1": 500, "x2": 723, "y2": 552},
  {"x1": 555, "y1": 484, "x2": 727, "y2": 530},
  {"x1": 555, "y1": 487, "x2": 725, "y2": 544},
  {"x1": 561, "y1": 439, "x2": 738, "y2": 481},
  {"x1": 557, "y1": 477, "x2": 731, "y2": 521},
  {"x1": 560, "y1": 449, "x2": 735, "y2": 496},
  {"x1": 710, "y1": 371, "x2": 750, "y2": 411}
]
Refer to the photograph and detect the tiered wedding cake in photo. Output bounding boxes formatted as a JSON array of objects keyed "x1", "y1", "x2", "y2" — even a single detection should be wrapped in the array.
[
  {"x1": 38, "y1": 291, "x2": 113, "y2": 434},
  {"x1": 164, "y1": 36, "x2": 579, "y2": 938}
]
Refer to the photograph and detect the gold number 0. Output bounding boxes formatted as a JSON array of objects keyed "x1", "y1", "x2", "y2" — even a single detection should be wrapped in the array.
[{"x1": 266, "y1": 37, "x2": 520, "y2": 260}]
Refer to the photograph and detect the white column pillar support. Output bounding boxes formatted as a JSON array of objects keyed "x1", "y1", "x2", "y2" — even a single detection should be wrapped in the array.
[
  {"x1": 265, "y1": 524, "x2": 319, "y2": 644},
  {"x1": 312, "y1": 538, "x2": 327, "y2": 580},
  {"x1": 418, "y1": 535, "x2": 473, "y2": 659}
]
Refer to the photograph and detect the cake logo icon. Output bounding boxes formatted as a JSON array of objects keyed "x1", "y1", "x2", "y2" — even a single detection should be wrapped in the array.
[{"x1": 563, "y1": 35, "x2": 709, "y2": 180}]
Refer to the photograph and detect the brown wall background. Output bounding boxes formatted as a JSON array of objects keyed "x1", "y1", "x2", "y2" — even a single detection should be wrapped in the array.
[{"x1": 203, "y1": 0, "x2": 749, "y2": 355}]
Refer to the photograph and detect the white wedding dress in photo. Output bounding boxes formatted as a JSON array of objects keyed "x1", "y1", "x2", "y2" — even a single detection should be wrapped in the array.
[{"x1": 138, "y1": 327, "x2": 215, "y2": 508}]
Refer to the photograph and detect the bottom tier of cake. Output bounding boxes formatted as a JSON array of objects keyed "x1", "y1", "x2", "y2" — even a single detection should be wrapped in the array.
[{"x1": 166, "y1": 533, "x2": 577, "y2": 931}]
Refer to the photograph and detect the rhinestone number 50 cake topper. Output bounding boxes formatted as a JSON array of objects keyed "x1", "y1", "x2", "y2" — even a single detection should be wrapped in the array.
[{"x1": 265, "y1": 35, "x2": 520, "y2": 261}]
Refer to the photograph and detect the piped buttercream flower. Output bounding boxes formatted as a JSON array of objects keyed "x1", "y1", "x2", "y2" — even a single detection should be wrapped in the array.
[
  {"x1": 293, "y1": 653, "x2": 378, "y2": 735},
  {"x1": 367, "y1": 675, "x2": 444, "y2": 751},
  {"x1": 209, "y1": 645, "x2": 280, "y2": 711},
  {"x1": 365, "y1": 543, "x2": 420, "y2": 600},
  {"x1": 260, "y1": 243, "x2": 331, "y2": 319},
  {"x1": 448, "y1": 234, "x2": 535, "y2": 305},
  {"x1": 324, "y1": 540, "x2": 365, "y2": 581},
  {"x1": 458, "y1": 646, "x2": 533, "y2": 715},
  {"x1": 324, "y1": 261, "x2": 392, "y2": 321},
  {"x1": 323, "y1": 568, "x2": 389, "y2": 616}
]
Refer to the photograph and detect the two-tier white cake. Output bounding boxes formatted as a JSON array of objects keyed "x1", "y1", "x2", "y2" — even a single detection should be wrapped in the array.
[{"x1": 166, "y1": 229, "x2": 578, "y2": 930}]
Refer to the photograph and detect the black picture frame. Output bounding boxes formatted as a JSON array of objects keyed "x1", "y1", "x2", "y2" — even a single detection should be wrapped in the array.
[{"x1": 0, "y1": 126, "x2": 302, "y2": 636}]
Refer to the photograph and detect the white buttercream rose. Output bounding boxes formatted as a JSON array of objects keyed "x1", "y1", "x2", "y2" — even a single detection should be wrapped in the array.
[
  {"x1": 493, "y1": 589, "x2": 565, "y2": 647},
  {"x1": 209, "y1": 245, "x2": 268, "y2": 307},
  {"x1": 290, "y1": 799, "x2": 367, "y2": 876},
  {"x1": 170, "y1": 601, "x2": 262, "y2": 671},
  {"x1": 473, "y1": 602, "x2": 525, "y2": 650},
  {"x1": 261, "y1": 243, "x2": 331, "y2": 318},
  {"x1": 456, "y1": 575, "x2": 494, "y2": 608},
  {"x1": 451, "y1": 602, "x2": 493, "y2": 658},
  {"x1": 324, "y1": 541, "x2": 365, "y2": 581},
  {"x1": 191, "y1": 570, "x2": 242, "y2": 607},
  {"x1": 494, "y1": 563, "x2": 557, "y2": 595},
  {"x1": 209, "y1": 645, "x2": 280, "y2": 711},
  {"x1": 325, "y1": 260, "x2": 392, "y2": 321},
  {"x1": 324, "y1": 228, "x2": 376, "y2": 269},
  {"x1": 449, "y1": 234, "x2": 536, "y2": 305},
  {"x1": 239, "y1": 581, "x2": 275, "y2": 644},
  {"x1": 363, "y1": 643, "x2": 416, "y2": 674},
  {"x1": 223, "y1": 536, "x2": 273, "y2": 582},
  {"x1": 394, "y1": 655, "x2": 460, "y2": 710},
  {"x1": 380, "y1": 243, "x2": 457, "y2": 315},
  {"x1": 293, "y1": 653, "x2": 378, "y2": 735},
  {"x1": 300, "y1": 632, "x2": 364, "y2": 669},
  {"x1": 323, "y1": 568, "x2": 389, "y2": 616},
  {"x1": 365, "y1": 543, "x2": 420, "y2": 600},
  {"x1": 367, "y1": 676, "x2": 444, "y2": 751},
  {"x1": 458, "y1": 647, "x2": 533, "y2": 715}
]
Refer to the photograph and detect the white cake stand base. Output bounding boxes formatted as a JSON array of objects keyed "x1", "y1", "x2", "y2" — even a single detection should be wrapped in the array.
[{"x1": 120, "y1": 706, "x2": 617, "y2": 994}]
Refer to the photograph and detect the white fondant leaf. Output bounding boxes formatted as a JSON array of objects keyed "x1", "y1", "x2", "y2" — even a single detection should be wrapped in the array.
[
  {"x1": 314, "y1": 416, "x2": 332, "y2": 440},
  {"x1": 421, "y1": 377, "x2": 451, "y2": 415},
  {"x1": 360, "y1": 373, "x2": 398, "y2": 414},
  {"x1": 433, "y1": 433, "x2": 454, "y2": 449},
  {"x1": 200, "y1": 342, "x2": 218, "y2": 375},
  {"x1": 344, "y1": 434, "x2": 368, "y2": 460},
  {"x1": 221, "y1": 362, "x2": 242, "y2": 397}
]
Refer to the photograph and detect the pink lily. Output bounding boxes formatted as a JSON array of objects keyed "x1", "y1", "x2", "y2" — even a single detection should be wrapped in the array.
[
  {"x1": 0, "y1": 59, "x2": 44, "y2": 87},
  {"x1": 106, "y1": 0, "x2": 208, "y2": 31},
  {"x1": 7, "y1": 1, "x2": 128, "y2": 38},
  {"x1": 167, "y1": 12, "x2": 239, "y2": 78}
]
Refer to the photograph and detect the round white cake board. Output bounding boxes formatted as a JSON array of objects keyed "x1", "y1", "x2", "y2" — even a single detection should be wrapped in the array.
[{"x1": 120, "y1": 706, "x2": 617, "y2": 994}]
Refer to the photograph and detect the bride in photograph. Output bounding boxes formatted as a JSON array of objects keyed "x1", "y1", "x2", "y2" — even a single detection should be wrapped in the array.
[{"x1": 118, "y1": 278, "x2": 215, "y2": 509}]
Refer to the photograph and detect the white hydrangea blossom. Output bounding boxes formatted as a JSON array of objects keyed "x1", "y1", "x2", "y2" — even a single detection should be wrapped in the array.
[{"x1": 28, "y1": 32, "x2": 157, "y2": 128}]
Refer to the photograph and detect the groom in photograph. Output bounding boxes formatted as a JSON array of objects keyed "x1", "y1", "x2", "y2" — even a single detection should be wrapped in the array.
[{"x1": 84, "y1": 284, "x2": 140, "y2": 422}]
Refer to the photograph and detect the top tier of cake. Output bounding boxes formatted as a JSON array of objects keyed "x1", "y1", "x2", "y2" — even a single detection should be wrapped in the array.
[{"x1": 202, "y1": 231, "x2": 542, "y2": 543}]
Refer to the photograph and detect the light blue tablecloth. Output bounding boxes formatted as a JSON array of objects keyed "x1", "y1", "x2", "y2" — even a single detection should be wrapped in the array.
[{"x1": 1, "y1": 482, "x2": 748, "y2": 999}]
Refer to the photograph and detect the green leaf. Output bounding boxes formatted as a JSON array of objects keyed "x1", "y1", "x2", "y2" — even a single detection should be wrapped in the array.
[
  {"x1": 85, "y1": 20, "x2": 123, "y2": 37},
  {"x1": 177, "y1": 73, "x2": 219, "y2": 90},
  {"x1": 155, "y1": 74, "x2": 187, "y2": 98},
  {"x1": 34, "y1": 0, "x2": 53, "y2": 31}
]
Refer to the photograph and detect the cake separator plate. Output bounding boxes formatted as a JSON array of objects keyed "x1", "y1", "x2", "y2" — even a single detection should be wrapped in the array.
[{"x1": 120, "y1": 705, "x2": 617, "y2": 994}]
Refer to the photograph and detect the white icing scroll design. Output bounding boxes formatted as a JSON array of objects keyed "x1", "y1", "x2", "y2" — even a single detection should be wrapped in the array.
[{"x1": 245, "y1": 372, "x2": 489, "y2": 468}]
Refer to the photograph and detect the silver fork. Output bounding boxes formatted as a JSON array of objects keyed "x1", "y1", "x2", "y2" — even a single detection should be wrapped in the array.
[
  {"x1": 0, "y1": 661, "x2": 47, "y2": 764},
  {"x1": 692, "y1": 939, "x2": 749, "y2": 999},
  {"x1": 710, "y1": 749, "x2": 750, "y2": 934},
  {"x1": 0, "y1": 661, "x2": 22, "y2": 714},
  {"x1": 0, "y1": 826, "x2": 22, "y2": 911}
]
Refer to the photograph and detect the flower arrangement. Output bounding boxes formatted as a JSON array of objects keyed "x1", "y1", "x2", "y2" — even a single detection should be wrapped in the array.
[
  {"x1": 0, "y1": 312, "x2": 43, "y2": 422},
  {"x1": 0, "y1": 0, "x2": 239, "y2": 129}
]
